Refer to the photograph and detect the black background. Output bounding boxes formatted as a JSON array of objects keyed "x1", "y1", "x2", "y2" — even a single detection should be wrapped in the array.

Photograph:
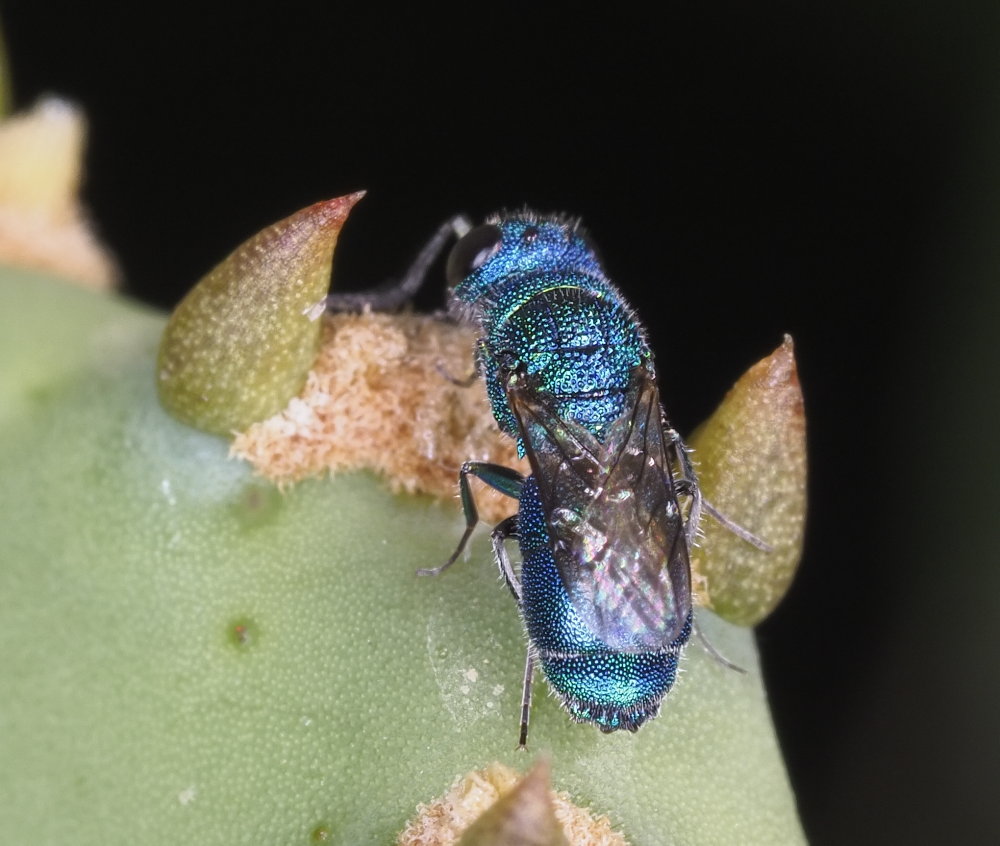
[{"x1": 5, "y1": 4, "x2": 1000, "y2": 843}]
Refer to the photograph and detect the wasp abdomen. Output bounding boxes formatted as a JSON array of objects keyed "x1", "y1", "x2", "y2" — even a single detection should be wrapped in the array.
[{"x1": 517, "y1": 475, "x2": 689, "y2": 733}]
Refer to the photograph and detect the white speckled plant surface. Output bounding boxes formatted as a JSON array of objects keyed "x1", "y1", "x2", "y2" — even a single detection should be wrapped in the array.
[{"x1": 0, "y1": 268, "x2": 804, "y2": 844}]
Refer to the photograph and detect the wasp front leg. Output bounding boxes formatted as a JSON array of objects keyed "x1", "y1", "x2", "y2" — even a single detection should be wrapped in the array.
[{"x1": 325, "y1": 214, "x2": 471, "y2": 312}]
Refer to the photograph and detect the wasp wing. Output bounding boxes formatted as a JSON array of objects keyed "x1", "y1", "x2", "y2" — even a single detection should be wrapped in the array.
[{"x1": 506, "y1": 366, "x2": 692, "y2": 653}]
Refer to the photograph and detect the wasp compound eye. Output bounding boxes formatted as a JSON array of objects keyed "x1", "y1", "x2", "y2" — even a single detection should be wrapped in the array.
[{"x1": 446, "y1": 223, "x2": 503, "y2": 287}]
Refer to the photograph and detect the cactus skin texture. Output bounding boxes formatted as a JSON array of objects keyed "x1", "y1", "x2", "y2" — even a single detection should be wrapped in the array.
[{"x1": 0, "y1": 264, "x2": 804, "y2": 845}]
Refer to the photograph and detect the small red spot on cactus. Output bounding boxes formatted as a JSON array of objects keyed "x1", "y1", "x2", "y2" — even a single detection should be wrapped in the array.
[{"x1": 227, "y1": 617, "x2": 259, "y2": 649}]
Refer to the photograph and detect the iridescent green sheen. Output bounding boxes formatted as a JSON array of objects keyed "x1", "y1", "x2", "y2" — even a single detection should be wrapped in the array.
[
  {"x1": 518, "y1": 475, "x2": 689, "y2": 733},
  {"x1": 447, "y1": 213, "x2": 692, "y2": 739},
  {"x1": 454, "y1": 218, "x2": 648, "y2": 457}
]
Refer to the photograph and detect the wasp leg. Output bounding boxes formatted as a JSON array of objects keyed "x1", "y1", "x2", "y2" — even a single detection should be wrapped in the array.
[
  {"x1": 700, "y1": 499, "x2": 773, "y2": 552},
  {"x1": 435, "y1": 360, "x2": 479, "y2": 388},
  {"x1": 489, "y1": 513, "x2": 537, "y2": 747},
  {"x1": 518, "y1": 647, "x2": 536, "y2": 750},
  {"x1": 325, "y1": 214, "x2": 472, "y2": 312},
  {"x1": 491, "y1": 515, "x2": 522, "y2": 603},
  {"x1": 693, "y1": 616, "x2": 747, "y2": 674},
  {"x1": 435, "y1": 337, "x2": 492, "y2": 387},
  {"x1": 665, "y1": 427, "x2": 704, "y2": 551},
  {"x1": 668, "y1": 429, "x2": 773, "y2": 553},
  {"x1": 416, "y1": 461, "x2": 524, "y2": 576}
]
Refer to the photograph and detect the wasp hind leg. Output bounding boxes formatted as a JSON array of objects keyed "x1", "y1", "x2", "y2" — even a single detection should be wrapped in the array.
[
  {"x1": 421, "y1": 467, "x2": 533, "y2": 748},
  {"x1": 518, "y1": 647, "x2": 536, "y2": 750},
  {"x1": 666, "y1": 428, "x2": 772, "y2": 553},
  {"x1": 665, "y1": 429, "x2": 758, "y2": 673},
  {"x1": 494, "y1": 533, "x2": 537, "y2": 748},
  {"x1": 487, "y1": 514, "x2": 535, "y2": 749},
  {"x1": 664, "y1": 427, "x2": 704, "y2": 551},
  {"x1": 491, "y1": 514, "x2": 522, "y2": 603},
  {"x1": 700, "y1": 499, "x2": 773, "y2": 552},
  {"x1": 692, "y1": 616, "x2": 747, "y2": 674}
]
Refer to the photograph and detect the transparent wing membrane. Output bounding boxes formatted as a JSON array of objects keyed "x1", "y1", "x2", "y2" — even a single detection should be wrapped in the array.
[{"x1": 507, "y1": 365, "x2": 691, "y2": 652}]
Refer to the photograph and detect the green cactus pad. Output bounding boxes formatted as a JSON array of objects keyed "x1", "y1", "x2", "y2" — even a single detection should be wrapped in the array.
[{"x1": 0, "y1": 267, "x2": 803, "y2": 845}]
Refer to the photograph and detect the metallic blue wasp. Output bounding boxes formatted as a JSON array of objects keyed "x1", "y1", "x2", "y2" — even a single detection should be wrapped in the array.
[
  {"x1": 429, "y1": 212, "x2": 711, "y2": 746},
  {"x1": 328, "y1": 209, "x2": 763, "y2": 747}
]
